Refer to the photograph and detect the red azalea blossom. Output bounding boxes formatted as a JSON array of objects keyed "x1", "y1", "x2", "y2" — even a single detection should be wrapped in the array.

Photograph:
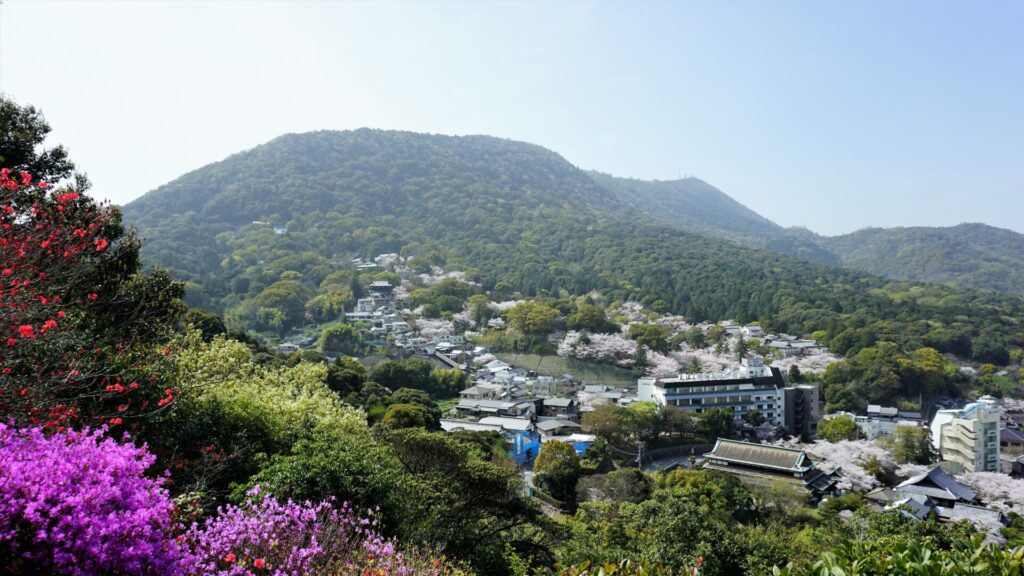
[
  {"x1": 253, "y1": 558, "x2": 266, "y2": 569},
  {"x1": 94, "y1": 239, "x2": 109, "y2": 252},
  {"x1": 18, "y1": 325, "x2": 35, "y2": 339},
  {"x1": 224, "y1": 552, "x2": 236, "y2": 563}
]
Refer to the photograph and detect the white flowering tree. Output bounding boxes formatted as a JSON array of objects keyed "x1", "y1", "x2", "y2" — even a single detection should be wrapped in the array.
[
  {"x1": 957, "y1": 472, "x2": 1024, "y2": 513},
  {"x1": 770, "y1": 438, "x2": 897, "y2": 492},
  {"x1": 557, "y1": 330, "x2": 637, "y2": 367}
]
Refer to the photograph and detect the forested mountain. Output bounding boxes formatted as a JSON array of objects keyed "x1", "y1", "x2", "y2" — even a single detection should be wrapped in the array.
[
  {"x1": 820, "y1": 223, "x2": 1024, "y2": 296},
  {"x1": 594, "y1": 172, "x2": 1024, "y2": 296},
  {"x1": 124, "y1": 129, "x2": 1023, "y2": 364},
  {"x1": 590, "y1": 172, "x2": 838, "y2": 264}
]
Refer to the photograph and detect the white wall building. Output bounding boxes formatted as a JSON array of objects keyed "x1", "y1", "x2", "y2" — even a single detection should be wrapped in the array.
[
  {"x1": 638, "y1": 356, "x2": 786, "y2": 426},
  {"x1": 931, "y1": 396, "x2": 1003, "y2": 472}
]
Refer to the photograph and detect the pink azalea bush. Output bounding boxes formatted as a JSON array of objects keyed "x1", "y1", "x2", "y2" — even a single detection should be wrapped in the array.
[{"x1": 0, "y1": 424, "x2": 184, "y2": 575}]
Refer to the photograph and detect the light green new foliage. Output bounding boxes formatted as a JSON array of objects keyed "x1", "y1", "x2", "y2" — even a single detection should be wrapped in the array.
[
  {"x1": 772, "y1": 535, "x2": 1024, "y2": 576},
  {"x1": 172, "y1": 332, "x2": 368, "y2": 444}
]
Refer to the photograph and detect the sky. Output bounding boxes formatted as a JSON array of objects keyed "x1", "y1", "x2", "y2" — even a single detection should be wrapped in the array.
[{"x1": 0, "y1": 1, "x2": 1021, "y2": 236}]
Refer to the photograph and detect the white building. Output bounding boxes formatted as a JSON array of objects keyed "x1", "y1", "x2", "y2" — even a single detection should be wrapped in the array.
[
  {"x1": 931, "y1": 396, "x2": 1003, "y2": 472},
  {"x1": 638, "y1": 356, "x2": 785, "y2": 426}
]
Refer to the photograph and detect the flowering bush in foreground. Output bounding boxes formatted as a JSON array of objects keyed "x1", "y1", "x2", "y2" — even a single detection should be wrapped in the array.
[
  {"x1": 182, "y1": 486, "x2": 468, "y2": 576},
  {"x1": 0, "y1": 424, "x2": 183, "y2": 575},
  {"x1": 0, "y1": 168, "x2": 183, "y2": 429}
]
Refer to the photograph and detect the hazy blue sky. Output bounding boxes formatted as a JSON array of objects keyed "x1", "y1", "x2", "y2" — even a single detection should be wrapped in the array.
[{"x1": 1, "y1": 1, "x2": 1021, "y2": 235}]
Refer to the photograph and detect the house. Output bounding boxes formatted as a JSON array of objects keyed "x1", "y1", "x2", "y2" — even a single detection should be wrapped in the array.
[
  {"x1": 840, "y1": 405, "x2": 926, "y2": 440},
  {"x1": 540, "y1": 397, "x2": 579, "y2": 420},
  {"x1": 895, "y1": 467, "x2": 975, "y2": 508},
  {"x1": 484, "y1": 359, "x2": 511, "y2": 373},
  {"x1": 867, "y1": 405, "x2": 900, "y2": 419},
  {"x1": 478, "y1": 416, "x2": 535, "y2": 434},
  {"x1": 347, "y1": 297, "x2": 388, "y2": 322},
  {"x1": 434, "y1": 334, "x2": 465, "y2": 346},
  {"x1": 535, "y1": 419, "x2": 582, "y2": 438},
  {"x1": 764, "y1": 336, "x2": 824, "y2": 357},
  {"x1": 740, "y1": 325, "x2": 764, "y2": 338},
  {"x1": 702, "y1": 438, "x2": 839, "y2": 498},
  {"x1": 864, "y1": 486, "x2": 900, "y2": 510},
  {"x1": 949, "y1": 502, "x2": 1006, "y2": 527},
  {"x1": 459, "y1": 382, "x2": 504, "y2": 400},
  {"x1": 440, "y1": 419, "x2": 504, "y2": 434},
  {"x1": 931, "y1": 396, "x2": 1003, "y2": 472},
  {"x1": 453, "y1": 398, "x2": 535, "y2": 418},
  {"x1": 1000, "y1": 427, "x2": 1024, "y2": 451}
]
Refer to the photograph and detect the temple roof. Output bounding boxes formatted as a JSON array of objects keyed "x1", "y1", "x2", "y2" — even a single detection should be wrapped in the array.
[{"x1": 704, "y1": 439, "x2": 813, "y2": 473}]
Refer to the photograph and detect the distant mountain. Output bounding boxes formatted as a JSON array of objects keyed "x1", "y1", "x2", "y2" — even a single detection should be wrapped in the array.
[
  {"x1": 821, "y1": 223, "x2": 1024, "y2": 296},
  {"x1": 589, "y1": 173, "x2": 838, "y2": 264},
  {"x1": 589, "y1": 172, "x2": 1024, "y2": 296},
  {"x1": 122, "y1": 129, "x2": 1022, "y2": 363}
]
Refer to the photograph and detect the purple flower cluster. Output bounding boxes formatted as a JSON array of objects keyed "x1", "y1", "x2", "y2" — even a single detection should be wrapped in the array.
[
  {"x1": 182, "y1": 486, "x2": 416, "y2": 576},
  {"x1": 0, "y1": 423, "x2": 183, "y2": 575},
  {"x1": 0, "y1": 426, "x2": 464, "y2": 576}
]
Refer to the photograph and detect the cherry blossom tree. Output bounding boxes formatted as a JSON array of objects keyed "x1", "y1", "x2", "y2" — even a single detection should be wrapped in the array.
[{"x1": 957, "y1": 472, "x2": 1024, "y2": 514}]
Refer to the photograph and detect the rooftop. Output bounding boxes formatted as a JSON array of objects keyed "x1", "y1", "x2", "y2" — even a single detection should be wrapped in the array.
[
  {"x1": 704, "y1": 439, "x2": 813, "y2": 473},
  {"x1": 896, "y1": 467, "x2": 975, "y2": 503},
  {"x1": 478, "y1": 416, "x2": 534, "y2": 432}
]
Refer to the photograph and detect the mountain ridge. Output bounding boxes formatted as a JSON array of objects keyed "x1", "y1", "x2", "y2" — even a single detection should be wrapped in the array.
[{"x1": 591, "y1": 170, "x2": 1024, "y2": 296}]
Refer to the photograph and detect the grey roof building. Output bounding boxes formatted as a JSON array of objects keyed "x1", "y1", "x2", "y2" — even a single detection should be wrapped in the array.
[
  {"x1": 895, "y1": 467, "x2": 975, "y2": 506},
  {"x1": 703, "y1": 438, "x2": 838, "y2": 498}
]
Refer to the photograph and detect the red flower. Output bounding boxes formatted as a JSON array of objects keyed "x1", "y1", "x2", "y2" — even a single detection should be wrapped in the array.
[
  {"x1": 224, "y1": 552, "x2": 237, "y2": 563},
  {"x1": 94, "y1": 239, "x2": 109, "y2": 252},
  {"x1": 2, "y1": 269, "x2": 12, "y2": 276},
  {"x1": 19, "y1": 171, "x2": 32, "y2": 186},
  {"x1": 109, "y1": 417, "x2": 122, "y2": 425},
  {"x1": 18, "y1": 325, "x2": 35, "y2": 339},
  {"x1": 253, "y1": 558, "x2": 266, "y2": 569},
  {"x1": 87, "y1": 293, "x2": 98, "y2": 301}
]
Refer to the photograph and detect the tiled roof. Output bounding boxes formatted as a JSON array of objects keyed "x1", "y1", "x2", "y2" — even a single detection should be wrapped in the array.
[
  {"x1": 535, "y1": 419, "x2": 581, "y2": 431},
  {"x1": 897, "y1": 467, "x2": 975, "y2": 502},
  {"x1": 704, "y1": 439, "x2": 812, "y2": 473},
  {"x1": 950, "y1": 503, "x2": 1004, "y2": 525}
]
